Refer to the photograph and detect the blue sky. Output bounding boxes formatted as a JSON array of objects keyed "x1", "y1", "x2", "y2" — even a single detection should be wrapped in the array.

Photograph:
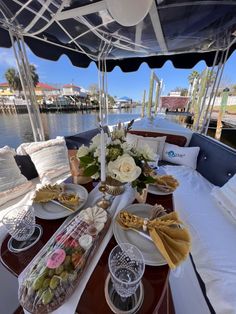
[{"x1": 0, "y1": 46, "x2": 235, "y2": 101}]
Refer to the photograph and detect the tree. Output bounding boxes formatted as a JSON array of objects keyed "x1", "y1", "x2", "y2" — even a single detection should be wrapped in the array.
[
  {"x1": 108, "y1": 94, "x2": 115, "y2": 106},
  {"x1": 29, "y1": 64, "x2": 39, "y2": 87},
  {"x1": 231, "y1": 85, "x2": 236, "y2": 95},
  {"x1": 188, "y1": 70, "x2": 199, "y2": 85},
  {"x1": 88, "y1": 83, "x2": 99, "y2": 96},
  {"x1": 5, "y1": 64, "x2": 39, "y2": 94},
  {"x1": 5, "y1": 68, "x2": 21, "y2": 92},
  {"x1": 172, "y1": 87, "x2": 188, "y2": 96}
]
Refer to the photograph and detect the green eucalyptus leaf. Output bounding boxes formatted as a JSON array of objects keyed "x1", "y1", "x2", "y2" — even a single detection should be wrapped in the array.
[
  {"x1": 144, "y1": 176, "x2": 156, "y2": 184},
  {"x1": 79, "y1": 155, "x2": 94, "y2": 164},
  {"x1": 83, "y1": 164, "x2": 99, "y2": 177}
]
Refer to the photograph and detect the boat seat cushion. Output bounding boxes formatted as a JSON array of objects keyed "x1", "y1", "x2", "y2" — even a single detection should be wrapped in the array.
[
  {"x1": 189, "y1": 133, "x2": 236, "y2": 186},
  {"x1": 162, "y1": 143, "x2": 200, "y2": 169},
  {"x1": 164, "y1": 165, "x2": 236, "y2": 314},
  {"x1": 22, "y1": 137, "x2": 71, "y2": 185},
  {"x1": 211, "y1": 173, "x2": 236, "y2": 221},
  {"x1": 126, "y1": 133, "x2": 166, "y2": 158},
  {"x1": 65, "y1": 126, "x2": 109, "y2": 150},
  {"x1": 0, "y1": 146, "x2": 34, "y2": 207},
  {"x1": 14, "y1": 155, "x2": 38, "y2": 180},
  {"x1": 128, "y1": 130, "x2": 187, "y2": 147}
]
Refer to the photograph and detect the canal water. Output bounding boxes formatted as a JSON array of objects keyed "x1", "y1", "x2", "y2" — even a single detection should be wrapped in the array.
[
  {"x1": 0, "y1": 108, "x2": 235, "y2": 149},
  {"x1": 0, "y1": 108, "x2": 141, "y2": 148}
]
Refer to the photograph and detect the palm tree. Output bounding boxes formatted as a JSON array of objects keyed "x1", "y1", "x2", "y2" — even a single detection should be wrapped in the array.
[
  {"x1": 5, "y1": 68, "x2": 21, "y2": 92},
  {"x1": 5, "y1": 64, "x2": 39, "y2": 95},
  {"x1": 29, "y1": 64, "x2": 39, "y2": 87},
  {"x1": 188, "y1": 70, "x2": 199, "y2": 85}
]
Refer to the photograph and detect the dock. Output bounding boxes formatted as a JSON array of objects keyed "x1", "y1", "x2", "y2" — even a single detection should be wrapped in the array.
[{"x1": 0, "y1": 99, "x2": 99, "y2": 114}]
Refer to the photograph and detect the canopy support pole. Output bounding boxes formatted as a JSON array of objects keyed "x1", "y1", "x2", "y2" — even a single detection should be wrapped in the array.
[
  {"x1": 203, "y1": 48, "x2": 230, "y2": 135},
  {"x1": 200, "y1": 51, "x2": 222, "y2": 134},
  {"x1": 9, "y1": 29, "x2": 45, "y2": 141}
]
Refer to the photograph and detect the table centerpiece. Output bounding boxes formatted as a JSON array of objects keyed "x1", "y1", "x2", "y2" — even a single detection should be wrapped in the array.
[{"x1": 76, "y1": 121, "x2": 156, "y2": 195}]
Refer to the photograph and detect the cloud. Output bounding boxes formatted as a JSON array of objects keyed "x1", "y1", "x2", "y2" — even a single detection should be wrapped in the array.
[
  {"x1": 0, "y1": 48, "x2": 16, "y2": 67},
  {"x1": 0, "y1": 48, "x2": 38, "y2": 69}
]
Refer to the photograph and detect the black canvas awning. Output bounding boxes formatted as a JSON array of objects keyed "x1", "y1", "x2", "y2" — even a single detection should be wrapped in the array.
[{"x1": 0, "y1": 0, "x2": 236, "y2": 71}]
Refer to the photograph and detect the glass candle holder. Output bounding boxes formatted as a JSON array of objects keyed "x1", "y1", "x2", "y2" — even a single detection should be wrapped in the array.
[
  {"x1": 108, "y1": 243, "x2": 145, "y2": 298},
  {"x1": 2, "y1": 205, "x2": 36, "y2": 241}
]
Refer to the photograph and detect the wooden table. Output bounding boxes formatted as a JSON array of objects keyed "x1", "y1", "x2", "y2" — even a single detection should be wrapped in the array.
[{"x1": 1, "y1": 182, "x2": 175, "y2": 314}]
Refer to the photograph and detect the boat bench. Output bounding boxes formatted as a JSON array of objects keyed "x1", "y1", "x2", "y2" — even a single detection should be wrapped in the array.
[{"x1": 189, "y1": 133, "x2": 236, "y2": 187}]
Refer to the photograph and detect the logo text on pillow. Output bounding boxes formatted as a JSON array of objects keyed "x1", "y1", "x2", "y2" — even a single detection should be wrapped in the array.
[{"x1": 167, "y1": 150, "x2": 185, "y2": 158}]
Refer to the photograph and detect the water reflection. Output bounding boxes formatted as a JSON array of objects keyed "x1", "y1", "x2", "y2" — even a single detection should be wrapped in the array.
[
  {"x1": 1, "y1": 109, "x2": 235, "y2": 149},
  {"x1": 0, "y1": 108, "x2": 141, "y2": 148}
]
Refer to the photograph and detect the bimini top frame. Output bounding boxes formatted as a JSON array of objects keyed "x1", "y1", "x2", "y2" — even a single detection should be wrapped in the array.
[{"x1": 0, "y1": 0, "x2": 236, "y2": 72}]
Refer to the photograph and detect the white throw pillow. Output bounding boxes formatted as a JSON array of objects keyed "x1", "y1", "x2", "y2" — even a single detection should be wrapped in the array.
[
  {"x1": 211, "y1": 174, "x2": 236, "y2": 221},
  {"x1": 0, "y1": 146, "x2": 33, "y2": 206},
  {"x1": 126, "y1": 133, "x2": 166, "y2": 158},
  {"x1": 162, "y1": 143, "x2": 200, "y2": 169},
  {"x1": 23, "y1": 137, "x2": 70, "y2": 184}
]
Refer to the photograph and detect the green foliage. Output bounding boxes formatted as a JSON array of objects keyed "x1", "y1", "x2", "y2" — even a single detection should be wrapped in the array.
[
  {"x1": 5, "y1": 68, "x2": 21, "y2": 91},
  {"x1": 188, "y1": 70, "x2": 199, "y2": 85},
  {"x1": 107, "y1": 145, "x2": 123, "y2": 161},
  {"x1": 83, "y1": 164, "x2": 99, "y2": 177},
  {"x1": 172, "y1": 87, "x2": 188, "y2": 96},
  {"x1": 79, "y1": 155, "x2": 94, "y2": 164},
  {"x1": 5, "y1": 64, "x2": 39, "y2": 92}
]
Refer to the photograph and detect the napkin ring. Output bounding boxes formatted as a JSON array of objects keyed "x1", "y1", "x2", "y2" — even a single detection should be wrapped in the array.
[{"x1": 143, "y1": 218, "x2": 149, "y2": 232}]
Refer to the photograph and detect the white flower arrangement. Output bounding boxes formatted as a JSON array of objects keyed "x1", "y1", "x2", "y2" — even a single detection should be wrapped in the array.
[{"x1": 76, "y1": 121, "x2": 156, "y2": 191}]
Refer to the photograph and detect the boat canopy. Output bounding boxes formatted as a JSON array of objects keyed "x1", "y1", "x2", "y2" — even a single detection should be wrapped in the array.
[{"x1": 0, "y1": 0, "x2": 236, "y2": 71}]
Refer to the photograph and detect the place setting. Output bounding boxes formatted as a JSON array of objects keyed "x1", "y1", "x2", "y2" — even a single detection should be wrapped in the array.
[
  {"x1": 32, "y1": 183, "x2": 88, "y2": 220},
  {"x1": 145, "y1": 158, "x2": 180, "y2": 196},
  {"x1": 102, "y1": 203, "x2": 191, "y2": 313}
]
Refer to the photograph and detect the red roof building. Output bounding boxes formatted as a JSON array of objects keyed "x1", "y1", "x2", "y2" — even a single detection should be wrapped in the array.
[
  {"x1": 36, "y1": 82, "x2": 58, "y2": 90},
  {"x1": 161, "y1": 96, "x2": 189, "y2": 110}
]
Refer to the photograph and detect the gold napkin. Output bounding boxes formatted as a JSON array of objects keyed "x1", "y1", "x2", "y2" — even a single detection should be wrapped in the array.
[
  {"x1": 153, "y1": 175, "x2": 179, "y2": 193},
  {"x1": 33, "y1": 184, "x2": 64, "y2": 203},
  {"x1": 116, "y1": 210, "x2": 191, "y2": 269}
]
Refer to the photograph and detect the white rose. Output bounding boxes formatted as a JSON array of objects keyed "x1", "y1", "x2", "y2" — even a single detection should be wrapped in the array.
[
  {"x1": 91, "y1": 133, "x2": 110, "y2": 148},
  {"x1": 121, "y1": 142, "x2": 134, "y2": 153},
  {"x1": 77, "y1": 145, "x2": 89, "y2": 158},
  {"x1": 112, "y1": 128, "x2": 125, "y2": 139},
  {"x1": 108, "y1": 154, "x2": 141, "y2": 183},
  {"x1": 111, "y1": 139, "x2": 121, "y2": 145},
  {"x1": 136, "y1": 144, "x2": 156, "y2": 161}
]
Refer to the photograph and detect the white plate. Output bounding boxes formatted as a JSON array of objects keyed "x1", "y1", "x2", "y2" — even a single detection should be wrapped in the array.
[
  {"x1": 113, "y1": 204, "x2": 167, "y2": 266},
  {"x1": 148, "y1": 184, "x2": 173, "y2": 195},
  {"x1": 33, "y1": 184, "x2": 88, "y2": 220}
]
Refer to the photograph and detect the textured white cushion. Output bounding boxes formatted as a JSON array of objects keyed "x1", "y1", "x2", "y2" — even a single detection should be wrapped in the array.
[
  {"x1": 0, "y1": 146, "x2": 33, "y2": 207},
  {"x1": 163, "y1": 143, "x2": 200, "y2": 169},
  {"x1": 23, "y1": 137, "x2": 70, "y2": 184},
  {"x1": 126, "y1": 133, "x2": 166, "y2": 158},
  {"x1": 211, "y1": 174, "x2": 236, "y2": 221}
]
